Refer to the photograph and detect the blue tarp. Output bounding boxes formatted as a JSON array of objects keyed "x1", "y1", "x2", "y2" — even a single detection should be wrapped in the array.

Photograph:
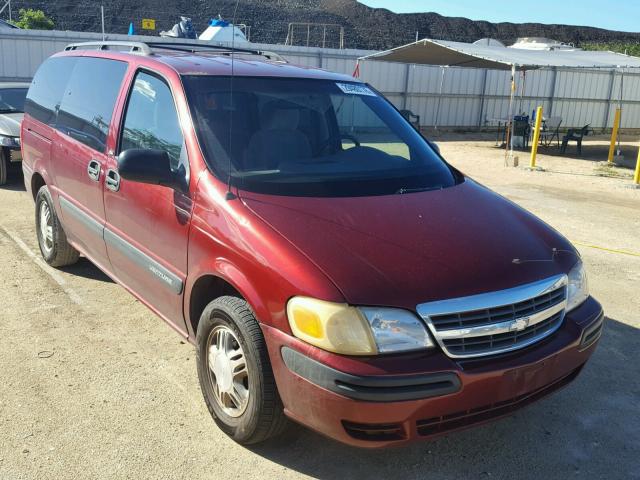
[{"x1": 209, "y1": 19, "x2": 229, "y2": 27}]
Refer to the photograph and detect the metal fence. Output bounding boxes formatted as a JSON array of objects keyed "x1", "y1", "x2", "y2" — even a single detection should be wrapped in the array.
[{"x1": 1, "y1": 28, "x2": 638, "y2": 130}]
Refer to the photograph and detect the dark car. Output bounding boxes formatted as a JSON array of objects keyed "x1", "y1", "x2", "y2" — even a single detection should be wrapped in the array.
[
  {"x1": 0, "y1": 82, "x2": 29, "y2": 184},
  {"x1": 20, "y1": 41, "x2": 603, "y2": 447}
]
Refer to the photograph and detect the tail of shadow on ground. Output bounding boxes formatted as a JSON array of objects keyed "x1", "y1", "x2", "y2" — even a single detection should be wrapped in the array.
[
  {"x1": 428, "y1": 131, "x2": 638, "y2": 166},
  {"x1": 1, "y1": 170, "x2": 113, "y2": 282},
  {"x1": 59, "y1": 257, "x2": 113, "y2": 283},
  {"x1": 248, "y1": 316, "x2": 639, "y2": 480}
]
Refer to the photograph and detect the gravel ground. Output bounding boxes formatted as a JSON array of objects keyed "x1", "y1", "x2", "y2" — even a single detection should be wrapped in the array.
[{"x1": 0, "y1": 136, "x2": 638, "y2": 480}]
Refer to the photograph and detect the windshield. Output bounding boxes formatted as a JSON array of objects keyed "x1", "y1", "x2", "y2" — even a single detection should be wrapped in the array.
[
  {"x1": 0, "y1": 88, "x2": 28, "y2": 114},
  {"x1": 183, "y1": 76, "x2": 458, "y2": 197}
]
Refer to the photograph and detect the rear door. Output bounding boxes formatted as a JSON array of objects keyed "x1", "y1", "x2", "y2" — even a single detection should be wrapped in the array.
[
  {"x1": 22, "y1": 56, "x2": 77, "y2": 199},
  {"x1": 52, "y1": 56, "x2": 129, "y2": 270},
  {"x1": 102, "y1": 69, "x2": 192, "y2": 334}
]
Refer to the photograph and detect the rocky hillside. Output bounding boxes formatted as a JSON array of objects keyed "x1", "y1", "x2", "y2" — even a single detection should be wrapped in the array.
[{"x1": 11, "y1": 0, "x2": 640, "y2": 50}]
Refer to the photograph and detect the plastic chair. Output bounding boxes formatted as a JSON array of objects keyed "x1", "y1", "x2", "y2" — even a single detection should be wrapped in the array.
[
  {"x1": 561, "y1": 124, "x2": 590, "y2": 155},
  {"x1": 540, "y1": 116, "x2": 562, "y2": 148},
  {"x1": 400, "y1": 109, "x2": 420, "y2": 130}
]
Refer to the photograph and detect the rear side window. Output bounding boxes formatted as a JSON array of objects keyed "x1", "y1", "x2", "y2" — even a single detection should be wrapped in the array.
[
  {"x1": 56, "y1": 57, "x2": 128, "y2": 152},
  {"x1": 119, "y1": 71, "x2": 183, "y2": 168},
  {"x1": 25, "y1": 56, "x2": 78, "y2": 126}
]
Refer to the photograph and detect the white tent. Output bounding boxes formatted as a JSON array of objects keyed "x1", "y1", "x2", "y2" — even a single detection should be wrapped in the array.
[
  {"x1": 358, "y1": 38, "x2": 640, "y2": 155},
  {"x1": 199, "y1": 19, "x2": 249, "y2": 45},
  {"x1": 359, "y1": 38, "x2": 640, "y2": 70}
]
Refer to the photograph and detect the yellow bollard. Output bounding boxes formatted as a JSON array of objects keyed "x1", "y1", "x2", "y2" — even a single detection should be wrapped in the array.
[
  {"x1": 530, "y1": 106, "x2": 543, "y2": 168},
  {"x1": 608, "y1": 108, "x2": 621, "y2": 163},
  {"x1": 634, "y1": 145, "x2": 640, "y2": 185}
]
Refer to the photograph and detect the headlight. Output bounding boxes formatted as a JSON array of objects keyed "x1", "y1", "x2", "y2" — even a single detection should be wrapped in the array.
[
  {"x1": 0, "y1": 135, "x2": 19, "y2": 147},
  {"x1": 287, "y1": 297, "x2": 434, "y2": 355},
  {"x1": 566, "y1": 261, "x2": 589, "y2": 312}
]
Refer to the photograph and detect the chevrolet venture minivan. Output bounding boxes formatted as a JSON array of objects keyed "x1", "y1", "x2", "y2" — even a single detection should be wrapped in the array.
[{"x1": 21, "y1": 41, "x2": 604, "y2": 447}]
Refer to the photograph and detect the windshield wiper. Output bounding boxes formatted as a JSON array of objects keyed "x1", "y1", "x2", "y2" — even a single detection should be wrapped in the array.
[{"x1": 395, "y1": 185, "x2": 443, "y2": 194}]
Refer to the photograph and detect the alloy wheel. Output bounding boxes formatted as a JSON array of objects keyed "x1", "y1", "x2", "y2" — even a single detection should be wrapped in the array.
[
  {"x1": 206, "y1": 325, "x2": 250, "y2": 418},
  {"x1": 39, "y1": 200, "x2": 54, "y2": 255}
]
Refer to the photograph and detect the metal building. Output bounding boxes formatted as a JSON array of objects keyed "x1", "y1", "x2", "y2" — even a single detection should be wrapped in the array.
[{"x1": 1, "y1": 28, "x2": 639, "y2": 130}]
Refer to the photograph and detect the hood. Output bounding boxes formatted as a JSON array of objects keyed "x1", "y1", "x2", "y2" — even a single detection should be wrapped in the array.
[
  {"x1": 241, "y1": 180, "x2": 578, "y2": 310},
  {"x1": 0, "y1": 112, "x2": 23, "y2": 138}
]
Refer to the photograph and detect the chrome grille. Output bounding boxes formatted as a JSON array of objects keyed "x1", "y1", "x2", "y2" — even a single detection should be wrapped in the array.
[
  {"x1": 417, "y1": 275, "x2": 568, "y2": 359},
  {"x1": 431, "y1": 287, "x2": 566, "y2": 330},
  {"x1": 442, "y1": 311, "x2": 563, "y2": 356}
]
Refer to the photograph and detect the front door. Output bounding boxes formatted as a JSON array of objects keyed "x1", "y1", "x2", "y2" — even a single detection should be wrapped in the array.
[{"x1": 103, "y1": 70, "x2": 192, "y2": 334}]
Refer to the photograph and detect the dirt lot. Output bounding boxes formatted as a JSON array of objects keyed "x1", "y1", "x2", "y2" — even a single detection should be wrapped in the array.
[{"x1": 0, "y1": 136, "x2": 638, "y2": 480}]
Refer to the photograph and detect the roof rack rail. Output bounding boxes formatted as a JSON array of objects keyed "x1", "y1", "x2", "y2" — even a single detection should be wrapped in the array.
[
  {"x1": 145, "y1": 41, "x2": 286, "y2": 62},
  {"x1": 65, "y1": 41, "x2": 152, "y2": 55},
  {"x1": 63, "y1": 41, "x2": 286, "y2": 62}
]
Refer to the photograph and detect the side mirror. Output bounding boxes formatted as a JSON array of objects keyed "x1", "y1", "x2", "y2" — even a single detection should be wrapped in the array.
[{"x1": 118, "y1": 149, "x2": 186, "y2": 191}]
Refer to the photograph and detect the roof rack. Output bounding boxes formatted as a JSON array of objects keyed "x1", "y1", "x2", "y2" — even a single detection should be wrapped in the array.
[
  {"x1": 65, "y1": 41, "x2": 152, "y2": 55},
  {"x1": 146, "y1": 42, "x2": 286, "y2": 61},
  {"x1": 64, "y1": 41, "x2": 286, "y2": 62}
]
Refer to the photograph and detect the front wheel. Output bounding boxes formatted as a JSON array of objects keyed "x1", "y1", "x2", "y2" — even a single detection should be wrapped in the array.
[{"x1": 196, "y1": 296, "x2": 288, "y2": 445}]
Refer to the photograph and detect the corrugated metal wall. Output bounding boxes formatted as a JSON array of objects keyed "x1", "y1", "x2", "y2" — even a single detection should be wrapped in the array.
[{"x1": 1, "y1": 28, "x2": 638, "y2": 129}]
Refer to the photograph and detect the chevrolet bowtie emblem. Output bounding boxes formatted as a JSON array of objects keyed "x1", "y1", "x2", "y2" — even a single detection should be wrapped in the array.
[{"x1": 510, "y1": 317, "x2": 530, "y2": 332}]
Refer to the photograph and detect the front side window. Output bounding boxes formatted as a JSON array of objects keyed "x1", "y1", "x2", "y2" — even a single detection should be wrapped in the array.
[
  {"x1": 0, "y1": 88, "x2": 28, "y2": 114},
  {"x1": 120, "y1": 71, "x2": 184, "y2": 169},
  {"x1": 184, "y1": 76, "x2": 458, "y2": 197},
  {"x1": 56, "y1": 57, "x2": 128, "y2": 152}
]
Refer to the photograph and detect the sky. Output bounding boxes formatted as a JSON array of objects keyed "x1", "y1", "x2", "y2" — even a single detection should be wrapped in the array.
[{"x1": 359, "y1": 0, "x2": 640, "y2": 33}]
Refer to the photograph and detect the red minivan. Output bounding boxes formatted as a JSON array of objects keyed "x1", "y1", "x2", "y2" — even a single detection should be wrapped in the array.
[{"x1": 21, "y1": 41, "x2": 604, "y2": 447}]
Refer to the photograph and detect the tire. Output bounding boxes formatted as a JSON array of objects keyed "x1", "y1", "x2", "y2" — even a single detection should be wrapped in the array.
[
  {"x1": 0, "y1": 149, "x2": 7, "y2": 186},
  {"x1": 196, "y1": 296, "x2": 288, "y2": 445},
  {"x1": 35, "y1": 185, "x2": 80, "y2": 267}
]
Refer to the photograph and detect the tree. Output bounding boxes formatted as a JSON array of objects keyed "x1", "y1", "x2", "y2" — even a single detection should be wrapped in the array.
[
  {"x1": 14, "y1": 8, "x2": 55, "y2": 30},
  {"x1": 581, "y1": 42, "x2": 640, "y2": 57}
]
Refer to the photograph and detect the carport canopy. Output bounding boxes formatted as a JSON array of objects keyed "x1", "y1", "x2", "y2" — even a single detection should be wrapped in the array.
[
  {"x1": 357, "y1": 39, "x2": 640, "y2": 157},
  {"x1": 358, "y1": 38, "x2": 640, "y2": 70}
]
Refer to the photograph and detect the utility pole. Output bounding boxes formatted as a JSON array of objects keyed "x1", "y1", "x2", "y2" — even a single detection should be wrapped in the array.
[{"x1": 101, "y1": 5, "x2": 105, "y2": 40}]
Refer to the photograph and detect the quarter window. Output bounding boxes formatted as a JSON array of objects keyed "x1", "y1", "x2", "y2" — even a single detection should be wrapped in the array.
[
  {"x1": 25, "y1": 56, "x2": 78, "y2": 126},
  {"x1": 120, "y1": 71, "x2": 184, "y2": 169},
  {"x1": 56, "y1": 57, "x2": 128, "y2": 152}
]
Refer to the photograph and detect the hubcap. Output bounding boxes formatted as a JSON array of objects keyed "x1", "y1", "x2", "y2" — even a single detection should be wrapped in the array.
[
  {"x1": 207, "y1": 326, "x2": 249, "y2": 418},
  {"x1": 39, "y1": 201, "x2": 54, "y2": 255}
]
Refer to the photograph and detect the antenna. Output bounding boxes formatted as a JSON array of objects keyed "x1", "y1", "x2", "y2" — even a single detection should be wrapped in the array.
[{"x1": 225, "y1": 0, "x2": 241, "y2": 201}]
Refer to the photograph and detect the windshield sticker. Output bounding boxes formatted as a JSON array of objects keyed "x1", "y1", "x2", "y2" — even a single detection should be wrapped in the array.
[{"x1": 336, "y1": 83, "x2": 377, "y2": 96}]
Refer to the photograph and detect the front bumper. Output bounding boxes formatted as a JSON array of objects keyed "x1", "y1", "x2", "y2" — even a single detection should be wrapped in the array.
[{"x1": 264, "y1": 296, "x2": 603, "y2": 448}]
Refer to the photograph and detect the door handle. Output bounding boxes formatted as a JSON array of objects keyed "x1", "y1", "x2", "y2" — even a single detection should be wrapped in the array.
[
  {"x1": 87, "y1": 159, "x2": 101, "y2": 182},
  {"x1": 105, "y1": 169, "x2": 121, "y2": 192}
]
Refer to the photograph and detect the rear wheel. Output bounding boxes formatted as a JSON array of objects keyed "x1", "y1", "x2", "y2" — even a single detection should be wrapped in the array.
[
  {"x1": 196, "y1": 296, "x2": 288, "y2": 444},
  {"x1": 35, "y1": 186, "x2": 79, "y2": 267}
]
